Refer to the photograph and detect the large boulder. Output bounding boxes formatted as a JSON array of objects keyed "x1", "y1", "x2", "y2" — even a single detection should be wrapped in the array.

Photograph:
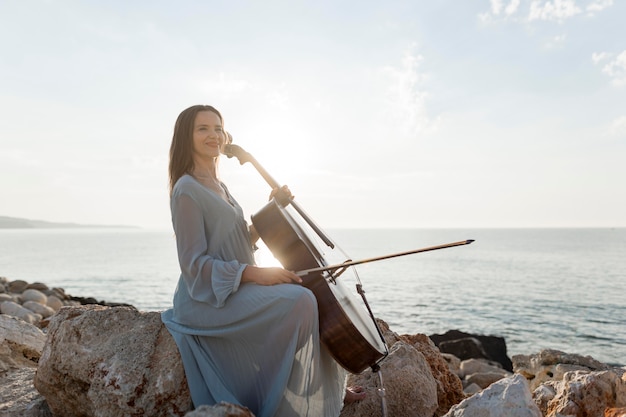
[
  {"x1": 514, "y1": 349, "x2": 626, "y2": 416},
  {"x1": 184, "y1": 403, "x2": 255, "y2": 417},
  {"x1": 533, "y1": 369, "x2": 626, "y2": 417},
  {"x1": 442, "y1": 374, "x2": 542, "y2": 417},
  {"x1": 400, "y1": 333, "x2": 466, "y2": 416},
  {"x1": 341, "y1": 318, "x2": 465, "y2": 417},
  {"x1": 0, "y1": 313, "x2": 46, "y2": 372},
  {"x1": 341, "y1": 340, "x2": 438, "y2": 417},
  {"x1": 0, "y1": 368, "x2": 51, "y2": 417},
  {"x1": 0, "y1": 314, "x2": 50, "y2": 417},
  {"x1": 34, "y1": 305, "x2": 192, "y2": 417},
  {"x1": 513, "y1": 348, "x2": 610, "y2": 391},
  {"x1": 430, "y1": 329, "x2": 512, "y2": 372}
]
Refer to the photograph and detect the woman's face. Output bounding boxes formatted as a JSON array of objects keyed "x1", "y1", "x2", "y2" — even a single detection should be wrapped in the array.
[{"x1": 192, "y1": 110, "x2": 224, "y2": 160}]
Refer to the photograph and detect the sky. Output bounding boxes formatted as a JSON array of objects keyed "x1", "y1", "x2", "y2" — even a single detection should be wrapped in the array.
[{"x1": 1, "y1": 0, "x2": 624, "y2": 230}]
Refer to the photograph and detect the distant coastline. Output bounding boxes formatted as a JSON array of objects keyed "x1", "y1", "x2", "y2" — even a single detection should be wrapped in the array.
[{"x1": 0, "y1": 215, "x2": 137, "y2": 229}]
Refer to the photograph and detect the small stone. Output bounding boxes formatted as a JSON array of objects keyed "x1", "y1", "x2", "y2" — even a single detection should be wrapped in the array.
[
  {"x1": 23, "y1": 300, "x2": 56, "y2": 318},
  {"x1": 47, "y1": 295, "x2": 64, "y2": 311},
  {"x1": 2, "y1": 300, "x2": 26, "y2": 316},
  {"x1": 465, "y1": 371, "x2": 508, "y2": 389},
  {"x1": 1, "y1": 301, "x2": 42, "y2": 324},
  {"x1": 7, "y1": 280, "x2": 28, "y2": 293},
  {"x1": 49, "y1": 287, "x2": 67, "y2": 298},
  {"x1": 21, "y1": 289, "x2": 47, "y2": 305},
  {"x1": 463, "y1": 382, "x2": 482, "y2": 395},
  {"x1": 460, "y1": 358, "x2": 507, "y2": 379},
  {"x1": 26, "y1": 282, "x2": 49, "y2": 291},
  {"x1": 0, "y1": 293, "x2": 15, "y2": 303}
]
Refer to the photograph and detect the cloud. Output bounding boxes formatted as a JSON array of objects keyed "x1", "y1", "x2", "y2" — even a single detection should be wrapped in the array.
[
  {"x1": 528, "y1": 0, "x2": 582, "y2": 21},
  {"x1": 479, "y1": 0, "x2": 613, "y2": 22},
  {"x1": 479, "y1": 0, "x2": 522, "y2": 21},
  {"x1": 380, "y1": 48, "x2": 438, "y2": 138},
  {"x1": 592, "y1": 50, "x2": 626, "y2": 87},
  {"x1": 591, "y1": 51, "x2": 610, "y2": 64},
  {"x1": 608, "y1": 115, "x2": 626, "y2": 136},
  {"x1": 490, "y1": 0, "x2": 522, "y2": 16},
  {"x1": 586, "y1": 0, "x2": 614, "y2": 14}
]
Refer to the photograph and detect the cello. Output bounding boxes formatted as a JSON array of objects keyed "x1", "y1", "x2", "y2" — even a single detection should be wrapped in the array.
[
  {"x1": 224, "y1": 144, "x2": 388, "y2": 374},
  {"x1": 223, "y1": 144, "x2": 473, "y2": 375}
]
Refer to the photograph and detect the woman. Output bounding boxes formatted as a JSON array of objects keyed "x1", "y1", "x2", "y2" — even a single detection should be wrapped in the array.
[{"x1": 161, "y1": 105, "x2": 363, "y2": 417}]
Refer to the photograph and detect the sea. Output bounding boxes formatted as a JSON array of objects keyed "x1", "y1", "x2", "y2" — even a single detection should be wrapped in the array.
[{"x1": 1, "y1": 227, "x2": 625, "y2": 366}]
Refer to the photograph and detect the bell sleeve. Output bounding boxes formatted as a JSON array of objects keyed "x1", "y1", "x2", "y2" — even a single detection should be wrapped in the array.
[{"x1": 171, "y1": 191, "x2": 246, "y2": 308}]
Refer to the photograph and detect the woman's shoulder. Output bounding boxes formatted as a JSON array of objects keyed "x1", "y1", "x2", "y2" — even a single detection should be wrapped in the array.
[{"x1": 172, "y1": 175, "x2": 200, "y2": 196}]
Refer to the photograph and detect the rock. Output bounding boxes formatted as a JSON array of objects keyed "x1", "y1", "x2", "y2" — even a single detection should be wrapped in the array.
[
  {"x1": 22, "y1": 301, "x2": 55, "y2": 318},
  {"x1": 45, "y1": 295, "x2": 63, "y2": 312},
  {"x1": 0, "y1": 278, "x2": 137, "y2": 327},
  {"x1": 514, "y1": 350, "x2": 626, "y2": 416},
  {"x1": 34, "y1": 305, "x2": 192, "y2": 417},
  {"x1": 441, "y1": 353, "x2": 461, "y2": 376},
  {"x1": 0, "y1": 314, "x2": 46, "y2": 372},
  {"x1": 0, "y1": 368, "x2": 51, "y2": 417},
  {"x1": 532, "y1": 382, "x2": 558, "y2": 412},
  {"x1": 353, "y1": 319, "x2": 465, "y2": 416},
  {"x1": 1, "y1": 301, "x2": 42, "y2": 325},
  {"x1": 0, "y1": 314, "x2": 49, "y2": 415},
  {"x1": 25, "y1": 282, "x2": 49, "y2": 292},
  {"x1": 68, "y1": 295, "x2": 136, "y2": 309},
  {"x1": 536, "y1": 369, "x2": 626, "y2": 417},
  {"x1": 341, "y1": 340, "x2": 438, "y2": 417},
  {"x1": 0, "y1": 294, "x2": 14, "y2": 303},
  {"x1": 400, "y1": 333, "x2": 466, "y2": 416},
  {"x1": 440, "y1": 337, "x2": 489, "y2": 361},
  {"x1": 7, "y1": 280, "x2": 28, "y2": 294},
  {"x1": 459, "y1": 358, "x2": 508, "y2": 379},
  {"x1": 513, "y1": 348, "x2": 610, "y2": 391},
  {"x1": 44, "y1": 287, "x2": 67, "y2": 300},
  {"x1": 465, "y1": 371, "x2": 509, "y2": 389},
  {"x1": 442, "y1": 374, "x2": 542, "y2": 417},
  {"x1": 430, "y1": 330, "x2": 513, "y2": 371},
  {"x1": 21, "y1": 289, "x2": 47, "y2": 305},
  {"x1": 457, "y1": 358, "x2": 512, "y2": 390},
  {"x1": 605, "y1": 407, "x2": 626, "y2": 417},
  {"x1": 184, "y1": 402, "x2": 255, "y2": 417},
  {"x1": 463, "y1": 382, "x2": 482, "y2": 395}
]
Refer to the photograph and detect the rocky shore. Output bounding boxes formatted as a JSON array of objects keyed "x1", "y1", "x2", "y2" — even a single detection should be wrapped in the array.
[{"x1": 2, "y1": 276, "x2": 625, "y2": 417}]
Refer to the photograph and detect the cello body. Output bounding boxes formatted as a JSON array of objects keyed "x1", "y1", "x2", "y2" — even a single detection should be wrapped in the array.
[{"x1": 252, "y1": 200, "x2": 387, "y2": 373}]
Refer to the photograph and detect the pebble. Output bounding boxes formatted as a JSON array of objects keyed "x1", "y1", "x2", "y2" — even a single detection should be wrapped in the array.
[{"x1": 0, "y1": 276, "x2": 133, "y2": 329}]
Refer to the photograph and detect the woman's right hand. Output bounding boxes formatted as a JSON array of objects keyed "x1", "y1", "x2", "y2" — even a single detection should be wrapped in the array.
[{"x1": 241, "y1": 265, "x2": 302, "y2": 286}]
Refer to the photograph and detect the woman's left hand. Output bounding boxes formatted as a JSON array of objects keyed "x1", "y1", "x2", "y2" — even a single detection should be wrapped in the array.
[{"x1": 269, "y1": 185, "x2": 293, "y2": 204}]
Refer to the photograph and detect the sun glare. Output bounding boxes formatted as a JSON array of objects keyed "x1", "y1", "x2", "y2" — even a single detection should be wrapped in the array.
[{"x1": 254, "y1": 242, "x2": 283, "y2": 268}]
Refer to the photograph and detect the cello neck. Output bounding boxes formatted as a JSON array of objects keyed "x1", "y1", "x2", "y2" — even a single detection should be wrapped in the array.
[
  {"x1": 223, "y1": 144, "x2": 281, "y2": 189},
  {"x1": 223, "y1": 144, "x2": 335, "y2": 249}
]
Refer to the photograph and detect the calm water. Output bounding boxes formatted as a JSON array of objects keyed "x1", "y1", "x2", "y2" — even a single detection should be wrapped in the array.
[{"x1": 1, "y1": 227, "x2": 624, "y2": 365}]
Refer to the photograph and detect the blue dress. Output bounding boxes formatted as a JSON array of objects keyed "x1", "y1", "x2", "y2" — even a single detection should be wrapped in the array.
[{"x1": 161, "y1": 175, "x2": 346, "y2": 417}]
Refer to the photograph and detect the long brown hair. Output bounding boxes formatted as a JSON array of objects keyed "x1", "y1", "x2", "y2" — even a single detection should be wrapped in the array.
[{"x1": 168, "y1": 105, "x2": 223, "y2": 194}]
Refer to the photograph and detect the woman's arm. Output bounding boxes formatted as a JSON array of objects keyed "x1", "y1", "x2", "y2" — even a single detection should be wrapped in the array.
[
  {"x1": 172, "y1": 192, "x2": 246, "y2": 307},
  {"x1": 241, "y1": 265, "x2": 302, "y2": 285}
]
